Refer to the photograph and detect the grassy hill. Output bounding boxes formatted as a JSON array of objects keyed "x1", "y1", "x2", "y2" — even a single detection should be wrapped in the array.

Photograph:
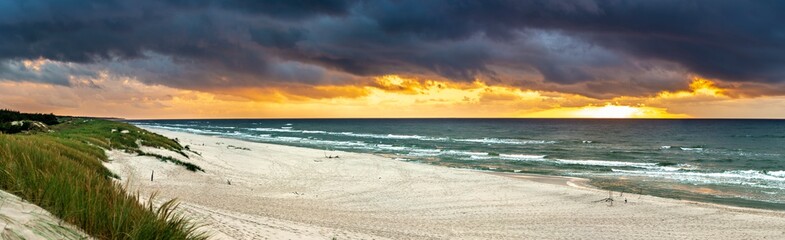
[{"x1": 0, "y1": 115, "x2": 207, "y2": 239}]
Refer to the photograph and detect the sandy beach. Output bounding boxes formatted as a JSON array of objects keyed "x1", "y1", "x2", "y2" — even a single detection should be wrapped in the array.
[
  {"x1": 0, "y1": 190, "x2": 90, "y2": 239},
  {"x1": 103, "y1": 128, "x2": 785, "y2": 239}
]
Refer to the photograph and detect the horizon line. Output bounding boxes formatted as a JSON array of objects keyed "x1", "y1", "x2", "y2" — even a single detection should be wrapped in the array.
[{"x1": 118, "y1": 117, "x2": 785, "y2": 121}]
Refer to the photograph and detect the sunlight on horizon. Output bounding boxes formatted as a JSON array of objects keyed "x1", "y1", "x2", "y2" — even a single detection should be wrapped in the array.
[
  {"x1": 523, "y1": 104, "x2": 690, "y2": 118},
  {"x1": 574, "y1": 105, "x2": 673, "y2": 118}
]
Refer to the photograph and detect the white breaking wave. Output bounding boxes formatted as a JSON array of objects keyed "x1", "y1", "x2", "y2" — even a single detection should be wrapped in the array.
[
  {"x1": 376, "y1": 145, "x2": 408, "y2": 151},
  {"x1": 442, "y1": 150, "x2": 489, "y2": 156},
  {"x1": 556, "y1": 159, "x2": 657, "y2": 168},
  {"x1": 680, "y1": 147, "x2": 704, "y2": 151},
  {"x1": 302, "y1": 130, "x2": 327, "y2": 134},
  {"x1": 165, "y1": 124, "x2": 560, "y2": 146},
  {"x1": 454, "y1": 138, "x2": 555, "y2": 145},
  {"x1": 406, "y1": 152, "x2": 441, "y2": 157},
  {"x1": 248, "y1": 127, "x2": 302, "y2": 133},
  {"x1": 469, "y1": 155, "x2": 494, "y2": 160},
  {"x1": 323, "y1": 131, "x2": 449, "y2": 141},
  {"x1": 610, "y1": 169, "x2": 785, "y2": 189},
  {"x1": 206, "y1": 125, "x2": 236, "y2": 129},
  {"x1": 158, "y1": 123, "x2": 200, "y2": 128},
  {"x1": 767, "y1": 171, "x2": 785, "y2": 178},
  {"x1": 143, "y1": 125, "x2": 221, "y2": 135},
  {"x1": 499, "y1": 154, "x2": 547, "y2": 160}
]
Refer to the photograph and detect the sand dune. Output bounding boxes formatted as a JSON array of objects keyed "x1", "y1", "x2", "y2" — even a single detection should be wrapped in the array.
[
  {"x1": 0, "y1": 190, "x2": 90, "y2": 240},
  {"x1": 104, "y1": 128, "x2": 785, "y2": 239}
]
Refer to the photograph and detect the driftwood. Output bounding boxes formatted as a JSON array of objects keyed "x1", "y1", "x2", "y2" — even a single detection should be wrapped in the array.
[{"x1": 594, "y1": 191, "x2": 615, "y2": 206}]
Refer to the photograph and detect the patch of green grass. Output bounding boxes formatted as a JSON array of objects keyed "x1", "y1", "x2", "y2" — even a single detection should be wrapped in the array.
[
  {"x1": 137, "y1": 152, "x2": 205, "y2": 172},
  {"x1": 48, "y1": 119, "x2": 201, "y2": 172},
  {"x1": 50, "y1": 119, "x2": 185, "y2": 156},
  {"x1": 0, "y1": 119, "x2": 207, "y2": 239}
]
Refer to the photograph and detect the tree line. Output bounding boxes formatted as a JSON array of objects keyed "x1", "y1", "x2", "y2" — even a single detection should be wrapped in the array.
[{"x1": 0, "y1": 109, "x2": 59, "y2": 125}]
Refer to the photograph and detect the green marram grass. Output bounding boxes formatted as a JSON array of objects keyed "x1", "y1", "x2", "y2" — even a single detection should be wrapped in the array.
[
  {"x1": 50, "y1": 119, "x2": 204, "y2": 172},
  {"x1": 0, "y1": 119, "x2": 207, "y2": 239}
]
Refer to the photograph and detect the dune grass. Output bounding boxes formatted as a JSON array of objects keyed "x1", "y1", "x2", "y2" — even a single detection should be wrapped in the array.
[
  {"x1": 0, "y1": 119, "x2": 207, "y2": 239},
  {"x1": 50, "y1": 119, "x2": 186, "y2": 157}
]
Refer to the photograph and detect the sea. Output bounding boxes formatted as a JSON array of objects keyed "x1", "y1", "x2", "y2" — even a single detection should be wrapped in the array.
[{"x1": 129, "y1": 119, "x2": 785, "y2": 210}]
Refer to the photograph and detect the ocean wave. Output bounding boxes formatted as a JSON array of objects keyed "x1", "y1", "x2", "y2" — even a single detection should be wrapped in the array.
[
  {"x1": 442, "y1": 150, "x2": 489, "y2": 156},
  {"x1": 302, "y1": 130, "x2": 327, "y2": 134},
  {"x1": 411, "y1": 148, "x2": 442, "y2": 153},
  {"x1": 248, "y1": 127, "x2": 302, "y2": 133},
  {"x1": 660, "y1": 146, "x2": 707, "y2": 151},
  {"x1": 376, "y1": 145, "x2": 408, "y2": 151},
  {"x1": 731, "y1": 134, "x2": 785, "y2": 139},
  {"x1": 768, "y1": 171, "x2": 785, "y2": 177},
  {"x1": 610, "y1": 169, "x2": 785, "y2": 189},
  {"x1": 454, "y1": 138, "x2": 555, "y2": 145},
  {"x1": 155, "y1": 124, "x2": 566, "y2": 147},
  {"x1": 680, "y1": 147, "x2": 704, "y2": 151},
  {"x1": 307, "y1": 140, "x2": 368, "y2": 147},
  {"x1": 239, "y1": 133, "x2": 370, "y2": 148},
  {"x1": 499, "y1": 154, "x2": 548, "y2": 160},
  {"x1": 142, "y1": 125, "x2": 222, "y2": 135},
  {"x1": 323, "y1": 131, "x2": 448, "y2": 141},
  {"x1": 206, "y1": 125, "x2": 236, "y2": 129},
  {"x1": 149, "y1": 123, "x2": 199, "y2": 128},
  {"x1": 556, "y1": 159, "x2": 656, "y2": 168},
  {"x1": 274, "y1": 136, "x2": 303, "y2": 142},
  {"x1": 407, "y1": 152, "x2": 442, "y2": 157}
]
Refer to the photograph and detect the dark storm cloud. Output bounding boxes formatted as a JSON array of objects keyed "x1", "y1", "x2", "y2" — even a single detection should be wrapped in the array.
[
  {"x1": 0, "y1": 59, "x2": 98, "y2": 86},
  {"x1": 1, "y1": 0, "x2": 784, "y2": 96},
  {"x1": 163, "y1": 0, "x2": 356, "y2": 19},
  {"x1": 349, "y1": 0, "x2": 785, "y2": 83}
]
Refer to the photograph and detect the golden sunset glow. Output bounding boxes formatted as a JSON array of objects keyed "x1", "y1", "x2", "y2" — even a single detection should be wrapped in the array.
[
  {"x1": 657, "y1": 76, "x2": 726, "y2": 99},
  {"x1": 0, "y1": 61, "x2": 783, "y2": 119},
  {"x1": 3, "y1": 71, "x2": 774, "y2": 119},
  {"x1": 522, "y1": 104, "x2": 688, "y2": 118}
]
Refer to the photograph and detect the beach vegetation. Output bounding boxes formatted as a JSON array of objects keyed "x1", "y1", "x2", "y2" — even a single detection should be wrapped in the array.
[
  {"x1": 0, "y1": 109, "x2": 59, "y2": 125},
  {"x1": 0, "y1": 115, "x2": 207, "y2": 239}
]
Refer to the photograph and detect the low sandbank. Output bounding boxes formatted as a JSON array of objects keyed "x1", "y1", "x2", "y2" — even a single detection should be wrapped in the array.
[{"x1": 104, "y1": 127, "x2": 785, "y2": 239}]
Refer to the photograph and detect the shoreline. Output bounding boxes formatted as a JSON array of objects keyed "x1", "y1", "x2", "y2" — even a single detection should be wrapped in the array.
[
  {"x1": 491, "y1": 171, "x2": 785, "y2": 215},
  {"x1": 488, "y1": 171, "x2": 591, "y2": 187},
  {"x1": 150, "y1": 126, "x2": 785, "y2": 214},
  {"x1": 106, "y1": 126, "x2": 785, "y2": 239},
  {"x1": 148, "y1": 125, "x2": 785, "y2": 212}
]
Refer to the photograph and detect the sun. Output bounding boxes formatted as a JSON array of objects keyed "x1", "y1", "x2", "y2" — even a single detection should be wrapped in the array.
[
  {"x1": 524, "y1": 104, "x2": 689, "y2": 118},
  {"x1": 575, "y1": 105, "x2": 643, "y2": 118}
]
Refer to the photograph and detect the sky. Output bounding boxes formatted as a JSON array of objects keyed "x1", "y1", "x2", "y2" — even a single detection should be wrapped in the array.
[{"x1": 1, "y1": 0, "x2": 785, "y2": 119}]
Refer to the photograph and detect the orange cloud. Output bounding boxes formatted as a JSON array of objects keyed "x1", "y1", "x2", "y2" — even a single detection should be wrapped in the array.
[
  {"x1": 656, "y1": 76, "x2": 726, "y2": 99},
  {"x1": 3, "y1": 72, "x2": 785, "y2": 119}
]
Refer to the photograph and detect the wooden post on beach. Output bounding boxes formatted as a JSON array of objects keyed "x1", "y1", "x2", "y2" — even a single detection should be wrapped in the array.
[
  {"x1": 638, "y1": 189, "x2": 643, "y2": 199},
  {"x1": 151, "y1": 170, "x2": 154, "y2": 181}
]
